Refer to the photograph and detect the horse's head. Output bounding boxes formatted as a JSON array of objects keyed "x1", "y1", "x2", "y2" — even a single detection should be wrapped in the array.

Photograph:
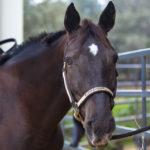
[{"x1": 63, "y1": 2, "x2": 118, "y2": 147}]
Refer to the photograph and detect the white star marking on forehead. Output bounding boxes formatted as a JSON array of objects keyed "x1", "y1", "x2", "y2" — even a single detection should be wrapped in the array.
[{"x1": 88, "y1": 43, "x2": 98, "y2": 56}]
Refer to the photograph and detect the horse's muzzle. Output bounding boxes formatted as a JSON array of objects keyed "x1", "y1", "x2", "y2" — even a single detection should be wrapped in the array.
[{"x1": 85, "y1": 114, "x2": 116, "y2": 147}]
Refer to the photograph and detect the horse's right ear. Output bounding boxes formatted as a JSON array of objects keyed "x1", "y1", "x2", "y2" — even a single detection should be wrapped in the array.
[{"x1": 64, "y1": 3, "x2": 80, "y2": 34}]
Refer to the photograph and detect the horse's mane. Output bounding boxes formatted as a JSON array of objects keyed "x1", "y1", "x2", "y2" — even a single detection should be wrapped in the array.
[
  {"x1": 42, "y1": 30, "x2": 66, "y2": 46},
  {"x1": 16, "y1": 32, "x2": 47, "y2": 52},
  {"x1": 15, "y1": 30, "x2": 66, "y2": 55},
  {"x1": 0, "y1": 20, "x2": 105, "y2": 65},
  {"x1": 0, "y1": 30, "x2": 66, "y2": 64}
]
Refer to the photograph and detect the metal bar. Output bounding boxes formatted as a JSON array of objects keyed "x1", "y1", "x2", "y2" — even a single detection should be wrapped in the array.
[
  {"x1": 118, "y1": 48, "x2": 150, "y2": 59},
  {"x1": 64, "y1": 112, "x2": 150, "y2": 124},
  {"x1": 115, "y1": 113, "x2": 150, "y2": 122},
  {"x1": 63, "y1": 116, "x2": 72, "y2": 121},
  {"x1": 64, "y1": 141, "x2": 87, "y2": 150},
  {"x1": 115, "y1": 99, "x2": 150, "y2": 105},
  {"x1": 117, "y1": 81, "x2": 150, "y2": 87},
  {"x1": 61, "y1": 120, "x2": 65, "y2": 137},
  {"x1": 117, "y1": 64, "x2": 150, "y2": 69},
  {"x1": 141, "y1": 56, "x2": 147, "y2": 126},
  {"x1": 116, "y1": 90, "x2": 150, "y2": 97},
  {"x1": 63, "y1": 114, "x2": 150, "y2": 127},
  {"x1": 141, "y1": 56, "x2": 147, "y2": 150}
]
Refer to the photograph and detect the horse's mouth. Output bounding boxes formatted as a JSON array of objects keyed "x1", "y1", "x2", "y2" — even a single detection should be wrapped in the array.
[
  {"x1": 91, "y1": 140, "x2": 108, "y2": 147},
  {"x1": 88, "y1": 133, "x2": 111, "y2": 147}
]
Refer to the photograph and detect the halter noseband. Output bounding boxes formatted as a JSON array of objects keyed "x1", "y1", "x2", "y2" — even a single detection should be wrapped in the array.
[{"x1": 62, "y1": 61, "x2": 114, "y2": 124}]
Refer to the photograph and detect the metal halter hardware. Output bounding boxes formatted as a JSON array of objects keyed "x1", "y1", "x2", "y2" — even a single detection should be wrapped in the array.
[{"x1": 62, "y1": 61, "x2": 114, "y2": 124}]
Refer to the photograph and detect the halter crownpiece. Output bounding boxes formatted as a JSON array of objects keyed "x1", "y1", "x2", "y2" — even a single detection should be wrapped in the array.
[{"x1": 62, "y1": 61, "x2": 114, "y2": 123}]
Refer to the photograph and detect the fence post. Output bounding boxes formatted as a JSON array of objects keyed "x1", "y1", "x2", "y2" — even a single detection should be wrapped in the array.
[{"x1": 141, "y1": 56, "x2": 147, "y2": 150}]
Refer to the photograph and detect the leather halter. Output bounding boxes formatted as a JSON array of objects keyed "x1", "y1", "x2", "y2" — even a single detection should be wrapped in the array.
[{"x1": 62, "y1": 61, "x2": 114, "y2": 124}]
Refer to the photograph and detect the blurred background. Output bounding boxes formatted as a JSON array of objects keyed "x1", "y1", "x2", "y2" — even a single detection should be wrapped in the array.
[
  {"x1": 0, "y1": 0, "x2": 150, "y2": 52},
  {"x1": 0, "y1": 0, "x2": 150, "y2": 149}
]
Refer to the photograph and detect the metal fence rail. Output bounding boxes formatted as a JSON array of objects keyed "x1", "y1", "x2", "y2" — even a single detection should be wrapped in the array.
[
  {"x1": 118, "y1": 48, "x2": 150, "y2": 59},
  {"x1": 62, "y1": 48, "x2": 150, "y2": 150},
  {"x1": 116, "y1": 125, "x2": 150, "y2": 139},
  {"x1": 117, "y1": 48, "x2": 150, "y2": 150},
  {"x1": 117, "y1": 90, "x2": 150, "y2": 97}
]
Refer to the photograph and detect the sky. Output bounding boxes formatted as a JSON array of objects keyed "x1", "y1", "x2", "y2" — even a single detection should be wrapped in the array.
[
  {"x1": 98, "y1": 0, "x2": 107, "y2": 5},
  {"x1": 32, "y1": 0, "x2": 108, "y2": 6}
]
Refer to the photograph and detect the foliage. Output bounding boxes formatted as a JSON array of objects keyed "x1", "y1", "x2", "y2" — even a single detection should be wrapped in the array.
[
  {"x1": 109, "y1": 0, "x2": 150, "y2": 52},
  {"x1": 24, "y1": 0, "x2": 150, "y2": 53},
  {"x1": 24, "y1": 0, "x2": 68, "y2": 40},
  {"x1": 72, "y1": 0, "x2": 102, "y2": 21}
]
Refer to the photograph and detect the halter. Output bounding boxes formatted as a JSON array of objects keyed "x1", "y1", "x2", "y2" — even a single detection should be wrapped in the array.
[{"x1": 62, "y1": 61, "x2": 114, "y2": 124}]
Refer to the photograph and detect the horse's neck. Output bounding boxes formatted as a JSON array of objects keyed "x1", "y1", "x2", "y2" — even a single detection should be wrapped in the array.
[{"x1": 5, "y1": 38, "x2": 71, "y2": 129}]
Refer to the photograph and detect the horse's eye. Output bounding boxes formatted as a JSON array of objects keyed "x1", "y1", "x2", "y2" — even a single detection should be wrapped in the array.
[{"x1": 65, "y1": 57, "x2": 73, "y2": 65}]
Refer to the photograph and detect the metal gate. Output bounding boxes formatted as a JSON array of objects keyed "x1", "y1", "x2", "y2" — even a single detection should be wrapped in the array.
[{"x1": 62, "y1": 48, "x2": 150, "y2": 150}]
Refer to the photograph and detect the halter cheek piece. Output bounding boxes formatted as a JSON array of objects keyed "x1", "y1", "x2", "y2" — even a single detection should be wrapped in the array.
[{"x1": 62, "y1": 61, "x2": 114, "y2": 124}]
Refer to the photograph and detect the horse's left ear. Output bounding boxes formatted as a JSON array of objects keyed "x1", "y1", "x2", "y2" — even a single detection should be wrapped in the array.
[
  {"x1": 98, "y1": 1, "x2": 116, "y2": 34},
  {"x1": 64, "y1": 3, "x2": 80, "y2": 34}
]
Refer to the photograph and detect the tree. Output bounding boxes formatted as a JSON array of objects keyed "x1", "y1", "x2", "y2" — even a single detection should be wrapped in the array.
[
  {"x1": 109, "y1": 0, "x2": 150, "y2": 52},
  {"x1": 24, "y1": 0, "x2": 150, "y2": 52},
  {"x1": 71, "y1": 0, "x2": 102, "y2": 21},
  {"x1": 24, "y1": 0, "x2": 67, "y2": 40}
]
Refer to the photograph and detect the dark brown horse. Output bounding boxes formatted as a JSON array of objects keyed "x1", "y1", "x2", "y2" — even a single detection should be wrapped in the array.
[{"x1": 0, "y1": 2, "x2": 117, "y2": 150}]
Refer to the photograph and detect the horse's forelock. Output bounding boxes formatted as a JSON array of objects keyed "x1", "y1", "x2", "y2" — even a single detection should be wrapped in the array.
[{"x1": 78, "y1": 19, "x2": 107, "y2": 47}]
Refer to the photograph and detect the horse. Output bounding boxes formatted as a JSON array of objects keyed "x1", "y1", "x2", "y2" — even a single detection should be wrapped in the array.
[{"x1": 0, "y1": 1, "x2": 118, "y2": 150}]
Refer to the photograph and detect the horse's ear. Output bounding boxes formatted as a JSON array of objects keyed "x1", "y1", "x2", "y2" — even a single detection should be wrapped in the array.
[
  {"x1": 64, "y1": 3, "x2": 80, "y2": 34},
  {"x1": 98, "y1": 1, "x2": 116, "y2": 34}
]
